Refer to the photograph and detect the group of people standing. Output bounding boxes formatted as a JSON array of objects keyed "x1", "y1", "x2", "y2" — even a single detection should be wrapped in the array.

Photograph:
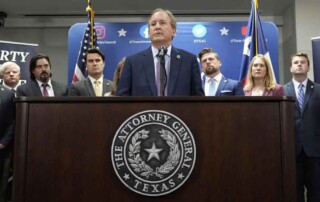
[{"x1": 0, "y1": 7, "x2": 319, "y2": 202}]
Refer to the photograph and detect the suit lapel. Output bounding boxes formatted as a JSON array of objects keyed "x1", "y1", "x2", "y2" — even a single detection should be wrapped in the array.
[
  {"x1": 286, "y1": 81, "x2": 299, "y2": 111},
  {"x1": 143, "y1": 48, "x2": 157, "y2": 96},
  {"x1": 102, "y1": 79, "x2": 112, "y2": 95},
  {"x1": 168, "y1": 47, "x2": 182, "y2": 96},
  {"x1": 31, "y1": 80, "x2": 43, "y2": 96},
  {"x1": 216, "y1": 76, "x2": 228, "y2": 96},
  {"x1": 84, "y1": 78, "x2": 95, "y2": 96},
  {"x1": 302, "y1": 79, "x2": 314, "y2": 114}
]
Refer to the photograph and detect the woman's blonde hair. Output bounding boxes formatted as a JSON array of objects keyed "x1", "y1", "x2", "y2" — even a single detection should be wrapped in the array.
[{"x1": 244, "y1": 54, "x2": 276, "y2": 91}]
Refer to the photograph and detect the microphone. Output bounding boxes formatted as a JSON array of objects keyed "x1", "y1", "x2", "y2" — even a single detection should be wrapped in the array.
[{"x1": 158, "y1": 46, "x2": 167, "y2": 58}]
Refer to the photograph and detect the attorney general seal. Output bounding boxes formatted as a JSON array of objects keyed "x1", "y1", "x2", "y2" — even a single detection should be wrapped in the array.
[{"x1": 111, "y1": 110, "x2": 196, "y2": 196}]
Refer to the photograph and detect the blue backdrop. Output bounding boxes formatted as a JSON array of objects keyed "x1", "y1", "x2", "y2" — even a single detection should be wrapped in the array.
[{"x1": 68, "y1": 22, "x2": 278, "y2": 84}]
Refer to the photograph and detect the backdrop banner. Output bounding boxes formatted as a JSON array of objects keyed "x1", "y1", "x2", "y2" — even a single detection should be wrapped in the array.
[
  {"x1": 0, "y1": 40, "x2": 38, "y2": 82},
  {"x1": 68, "y1": 22, "x2": 278, "y2": 84},
  {"x1": 312, "y1": 37, "x2": 320, "y2": 83}
]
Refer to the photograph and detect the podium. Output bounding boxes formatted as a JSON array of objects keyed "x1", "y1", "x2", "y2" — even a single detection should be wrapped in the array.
[{"x1": 14, "y1": 97, "x2": 296, "y2": 202}]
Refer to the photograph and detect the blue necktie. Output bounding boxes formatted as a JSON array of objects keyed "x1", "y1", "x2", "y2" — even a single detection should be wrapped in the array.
[
  {"x1": 297, "y1": 84, "x2": 304, "y2": 110},
  {"x1": 208, "y1": 78, "x2": 215, "y2": 96}
]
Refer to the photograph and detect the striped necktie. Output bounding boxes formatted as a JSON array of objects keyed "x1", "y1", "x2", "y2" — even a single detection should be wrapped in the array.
[{"x1": 297, "y1": 83, "x2": 304, "y2": 110}]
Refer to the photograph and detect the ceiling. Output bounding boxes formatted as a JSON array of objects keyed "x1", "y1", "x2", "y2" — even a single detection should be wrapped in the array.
[{"x1": 0, "y1": 0, "x2": 294, "y2": 18}]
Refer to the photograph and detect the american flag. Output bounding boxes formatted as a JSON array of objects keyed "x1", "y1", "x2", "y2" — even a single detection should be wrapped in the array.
[
  {"x1": 239, "y1": 0, "x2": 276, "y2": 84},
  {"x1": 72, "y1": 0, "x2": 99, "y2": 82}
]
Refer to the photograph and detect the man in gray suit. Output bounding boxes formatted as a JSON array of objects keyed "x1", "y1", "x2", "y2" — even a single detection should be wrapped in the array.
[
  {"x1": 16, "y1": 54, "x2": 68, "y2": 97},
  {"x1": 68, "y1": 48, "x2": 113, "y2": 96},
  {"x1": 0, "y1": 85, "x2": 15, "y2": 201},
  {"x1": 284, "y1": 52, "x2": 320, "y2": 202}
]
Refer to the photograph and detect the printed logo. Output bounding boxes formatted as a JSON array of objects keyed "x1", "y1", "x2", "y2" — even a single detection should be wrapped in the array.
[
  {"x1": 139, "y1": 24, "x2": 149, "y2": 39},
  {"x1": 192, "y1": 24, "x2": 207, "y2": 38},
  {"x1": 241, "y1": 26, "x2": 247, "y2": 36},
  {"x1": 111, "y1": 110, "x2": 196, "y2": 196},
  {"x1": 95, "y1": 25, "x2": 106, "y2": 39}
]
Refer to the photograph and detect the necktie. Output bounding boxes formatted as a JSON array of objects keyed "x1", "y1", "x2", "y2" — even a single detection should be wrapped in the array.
[
  {"x1": 156, "y1": 57, "x2": 161, "y2": 96},
  {"x1": 208, "y1": 78, "x2": 215, "y2": 96},
  {"x1": 42, "y1": 83, "x2": 49, "y2": 97},
  {"x1": 94, "y1": 80, "x2": 101, "y2": 96},
  {"x1": 157, "y1": 47, "x2": 168, "y2": 96},
  {"x1": 297, "y1": 83, "x2": 304, "y2": 110}
]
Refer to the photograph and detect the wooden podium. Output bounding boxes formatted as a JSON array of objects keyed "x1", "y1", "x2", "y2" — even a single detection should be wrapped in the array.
[{"x1": 13, "y1": 97, "x2": 296, "y2": 202}]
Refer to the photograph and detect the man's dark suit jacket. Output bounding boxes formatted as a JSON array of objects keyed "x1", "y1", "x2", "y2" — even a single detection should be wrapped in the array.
[
  {"x1": 0, "y1": 85, "x2": 15, "y2": 151},
  {"x1": 68, "y1": 77, "x2": 113, "y2": 96},
  {"x1": 284, "y1": 79, "x2": 320, "y2": 157},
  {"x1": 116, "y1": 46, "x2": 204, "y2": 96},
  {"x1": 16, "y1": 79, "x2": 68, "y2": 97},
  {"x1": 202, "y1": 74, "x2": 244, "y2": 96}
]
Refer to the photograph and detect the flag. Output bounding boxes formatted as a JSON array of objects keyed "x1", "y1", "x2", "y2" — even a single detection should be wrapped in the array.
[
  {"x1": 239, "y1": 0, "x2": 276, "y2": 83},
  {"x1": 72, "y1": 0, "x2": 99, "y2": 82}
]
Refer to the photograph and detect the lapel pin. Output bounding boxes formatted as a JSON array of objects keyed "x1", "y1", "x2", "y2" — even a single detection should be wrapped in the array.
[
  {"x1": 311, "y1": 85, "x2": 314, "y2": 88},
  {"x1": 177, "y1": 55, "x2": 180, "y2": 59}
]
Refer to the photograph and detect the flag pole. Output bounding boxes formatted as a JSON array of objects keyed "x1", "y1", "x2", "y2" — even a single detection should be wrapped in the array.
[
  {"x1": 86, "y1": 0, "x2": 95, "y2": 49},
  {"x1": 254, "y1": 0, "x2": 258, "y2": 55}
]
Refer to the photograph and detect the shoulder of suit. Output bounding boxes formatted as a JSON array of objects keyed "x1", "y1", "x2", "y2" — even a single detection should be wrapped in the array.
[{"x1": 103, "y1": 79, "x2": 113, "y2": 85}]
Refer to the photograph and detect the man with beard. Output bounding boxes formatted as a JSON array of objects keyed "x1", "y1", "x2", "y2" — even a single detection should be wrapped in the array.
[
  {"x1": 198, "y1": 48, "x2": 244, "y2": 96},
  {"x1": 68, "y1": 48, "x2": 113, "y2": 96},
  {"x1": 116, "y1": 8, "x2": 204, "y2": 96},
  {"x1": 17, "y1": 54, "x2": 68, "y2": 96}
]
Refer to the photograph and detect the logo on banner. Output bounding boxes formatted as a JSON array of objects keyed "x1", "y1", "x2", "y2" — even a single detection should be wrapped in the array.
[
  {"x1": 95, "y1": 25, "x2": 106, "y2": 39},
  {"x1": 192, "y1": 24, "x2": 207, "y2": 38},
  {"x1": 139, "y1": 24, "x2": 149, "y2": 39},
  {"x1": 111, "y1": 110, "x2": 196, "y2": 196}
]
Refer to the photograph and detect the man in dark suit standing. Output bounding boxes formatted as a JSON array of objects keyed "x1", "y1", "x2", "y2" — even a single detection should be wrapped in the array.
[
  {"x1": 198, "y1": 48, "x2": 244, "y2": 96},
  {"x1": 16, "y1": 54, "x2": 68, "y2": 97},
  {"x1": 284, "y1": 52, "x2": 320, "y2": 202},
  {"x1": 116, "y1": 8, "x2": 204, "y2": 96},
  {"x1": 0, "y1": 85, "x2": 15, "y2": 201},
  {"x1": 68, "y1": 48, "x2": 113, "y2": 96}
]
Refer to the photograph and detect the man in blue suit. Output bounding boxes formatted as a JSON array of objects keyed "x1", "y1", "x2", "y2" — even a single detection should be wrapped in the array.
[
  {"x1": 284, "y1": 53, "x2": 320, "y2": 202},
  {"x1": 116, "y1": 8, "x2": 204, "y2": 96},
  {"x1": 198, "y1": 48, "x2": 244, "y2": 96}
]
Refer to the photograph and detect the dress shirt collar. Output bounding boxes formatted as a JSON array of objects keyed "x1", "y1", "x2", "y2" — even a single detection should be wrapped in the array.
[
  {"x1": 151, "y1": 45, "x2": 172, "y2": 58},
  {"x1": 36, "y1": 78, "x2": 52, "y2": 88},
  {"x1": 88, "y1": 75, "x2": 103, "y2": 84},
  {"x1": 206, "y1": 73, "x2": 223, "y2": 84}
]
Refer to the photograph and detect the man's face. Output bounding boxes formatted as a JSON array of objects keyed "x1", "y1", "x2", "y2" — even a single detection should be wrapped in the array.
[
  {"x1": 32, "y1": 58, "x2": 51, "y2": 83},
  {"x1": 3, "y1": 66, "x2": 20, "y2": 87},
  {"x1": 290, "y1": 56, "x2": 309, "y2": 76},
  {"x1": 86, "y1": 53, "x2": 105, "y2": 78},
  {"x1": 148, "y1": 11, "x2": 176, "y2": 48},
  {"x1": 201, "y1": 52, "x2": 221, "y2": 76}
]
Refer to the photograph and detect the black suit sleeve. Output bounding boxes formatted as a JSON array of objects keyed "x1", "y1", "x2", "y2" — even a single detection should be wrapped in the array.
[{"x1": 0, "y1": 91, "x2": 15, "y2": 147}]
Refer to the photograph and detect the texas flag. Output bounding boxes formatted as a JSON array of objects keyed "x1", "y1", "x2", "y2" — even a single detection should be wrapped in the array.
[{"x1": 239, "y1": 0, "x2": 276, "y2": 84}]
